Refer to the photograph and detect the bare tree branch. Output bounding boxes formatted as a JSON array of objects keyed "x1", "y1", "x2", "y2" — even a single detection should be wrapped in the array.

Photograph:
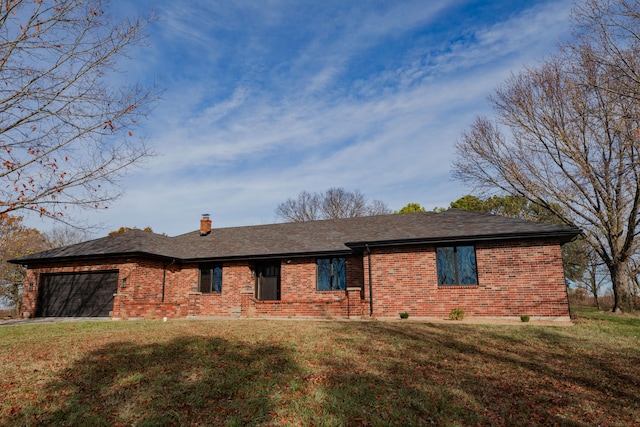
[
  {"x1": 0, "y1": 0, "x2": 158, "y2": 225},
  {"x1": 275, "y1": 188, "x2": 391, "y2": 222}
]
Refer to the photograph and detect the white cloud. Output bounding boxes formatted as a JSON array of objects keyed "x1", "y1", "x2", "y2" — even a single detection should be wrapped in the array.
[{"x1": 25, "y1": 0, "x2": 575, "y2": 237}]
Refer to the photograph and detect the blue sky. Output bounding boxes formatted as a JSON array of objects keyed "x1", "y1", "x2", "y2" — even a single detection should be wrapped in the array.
[{"x1": 37, "y1": 0, "x2": 576, "y2": 236}]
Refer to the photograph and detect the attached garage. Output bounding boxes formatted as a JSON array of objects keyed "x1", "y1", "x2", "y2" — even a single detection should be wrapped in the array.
[{"x1": 36, "y1": 271, "x2": 119, "y2": 317}]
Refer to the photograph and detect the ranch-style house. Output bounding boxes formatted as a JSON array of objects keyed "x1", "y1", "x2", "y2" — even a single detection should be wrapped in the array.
[{"x1": 11, "y1": 209, "x2": 581, "y2": 320}]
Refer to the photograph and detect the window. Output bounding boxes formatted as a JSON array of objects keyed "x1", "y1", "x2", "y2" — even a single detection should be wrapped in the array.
[
  {"x1": 436, "y1": 246, "x2": 478, "y2": 285},
  {"x1": 317, "y1": 257, "x2": 346, "y2": 291},
  {"x1": 199, "y1": 264, "x2": 222, "y2": 293}
]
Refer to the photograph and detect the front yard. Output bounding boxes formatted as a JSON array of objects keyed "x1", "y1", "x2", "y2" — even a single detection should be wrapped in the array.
[{"x1": 1, "y1": 308, "x2": 639, "y2": 426}]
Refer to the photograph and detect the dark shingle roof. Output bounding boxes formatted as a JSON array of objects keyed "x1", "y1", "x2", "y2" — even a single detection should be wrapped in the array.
[
  {"x1": 11, "y1": 229, "x2": 178, "y2": 264},
  {"x1": 11, "y1": 210, "x2": 581, "y2": 265}
]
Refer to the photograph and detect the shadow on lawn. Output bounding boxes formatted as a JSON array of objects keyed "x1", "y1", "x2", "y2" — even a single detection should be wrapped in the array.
[
  {"x1": 12, "y1": 321, "x2": 640, "y2": 426},
  {"x1": 319, "y1": 322, "x2": 640, "y2": 426},
  {"x1": 24, "y1": 336, "x2": 300, "y2": 426}
]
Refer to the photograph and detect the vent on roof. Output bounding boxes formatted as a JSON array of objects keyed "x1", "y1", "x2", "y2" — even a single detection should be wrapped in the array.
[{"x1": 200, "y1": 214, "x2": 212, "y2": 236}]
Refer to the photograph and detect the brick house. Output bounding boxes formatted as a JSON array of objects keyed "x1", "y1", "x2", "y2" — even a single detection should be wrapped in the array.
[{"x1": 11, "y1": 210, "x2": 581, "y2": 320}]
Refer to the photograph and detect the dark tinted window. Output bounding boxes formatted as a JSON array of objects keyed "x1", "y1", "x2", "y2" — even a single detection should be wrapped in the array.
[
  {"x1": 437, "y1": 246, "x2": 477, "y2": 286},
  {"x1": 317, "y1": 257, "x2": 346, "y2": 290},
  {"x1": 199, "y1": 265, "x2": 222, "y2": 293}
]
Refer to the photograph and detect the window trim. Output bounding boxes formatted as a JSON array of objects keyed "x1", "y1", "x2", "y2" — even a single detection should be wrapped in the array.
[
  {"x1": 436, "y1": 245, "x2": 478, "y2": 286},
  {"x1": 316, "y1": 257, "x2": 346, "y2": 291},
  {"x1": 199, "y1": 264, "x2": 223, "y2": 294}
]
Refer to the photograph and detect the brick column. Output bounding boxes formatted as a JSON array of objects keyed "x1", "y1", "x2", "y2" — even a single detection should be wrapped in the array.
[
  {"x1": 346, "y1": 287, "x2": 365, "y2": 318},
  {"x1": 240, "y1": 289, "x2": 254, "y2": 317}
]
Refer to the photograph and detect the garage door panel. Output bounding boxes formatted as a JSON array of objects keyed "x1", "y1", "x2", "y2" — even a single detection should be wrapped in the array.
[
  {"x1": 80, "y1": 273, "x2": 117, "y2": 316},
  {"x1": 36, "y1": 271, "x2": 118, "y2": 317},
  {"x1": 39, "y1": 280, "x2": 75, "y2": 317}
]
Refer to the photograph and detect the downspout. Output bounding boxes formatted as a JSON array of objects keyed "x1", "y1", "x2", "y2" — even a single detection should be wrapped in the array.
[
  {"x1": 366, "y1": 244, "x2": 373, "y2": 317},
  {"x1": 162, "y1": 259, "x2": 176, "y2": 303}
]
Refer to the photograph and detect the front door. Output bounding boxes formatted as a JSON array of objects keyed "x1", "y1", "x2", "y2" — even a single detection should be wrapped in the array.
[{"x1": 255, "y1": 262, "x2": 280, "y2": 300}]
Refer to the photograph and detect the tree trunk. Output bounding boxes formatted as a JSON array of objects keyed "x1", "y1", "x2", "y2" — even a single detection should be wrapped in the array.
[
  {"x1": 610, "y1": 264, "x2": 633, "y2": 313},
  {"x1": 589, "y1": 268, "x2": 600, "y2": 309},
  {"x1": 13, "y1": 283, "x2": 21, "y2": 318}
]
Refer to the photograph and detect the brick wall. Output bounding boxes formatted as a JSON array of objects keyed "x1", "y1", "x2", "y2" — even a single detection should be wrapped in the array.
[
  {"x1": 21, "y1": 238, "x2": 569, "y2": 320},
  {"x1": 183, "y1": 262, "x2": 252, "y2": 317},
  {"x1": 124, "y1": 256, "x2": 366, "y2": 318},
  {"x1": 242, "y1": 256, "x2": 366, "y2": 318},
  {"x1": 363, "y1": 239, "x2": 570, "y2": 319}
]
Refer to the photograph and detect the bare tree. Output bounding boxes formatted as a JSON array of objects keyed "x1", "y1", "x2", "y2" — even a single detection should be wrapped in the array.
[
  {"x1": 275, "y1": 191, "x2": 320, "y2": 222},
  {"x1": 453, "y1": 0, "x2": 640, "y2": 312},
  {"x1": 0, "y1": 0, "x2": 157, "y2": 225},
  {"x1": 576, "y1": 248, "x2": 608, "y2": 309},
  {"x1": 322, "y1": 188, "x2": 365, "y2": 219},
  {"x1": 45, "y1": 225, "x2": 91, "y2": 248},
  {"x1": 627, "y1": 249, "x2": 640, "y2": 300},
  {"x1": 368, "y1": 199, "x2": 393, "y2": 216},
  {"x1": 276, "y1": 187, "x2": 391, "y2": 222},
  {"x1": 573, "y1": 0, "x2": 640, "y2": 102}
]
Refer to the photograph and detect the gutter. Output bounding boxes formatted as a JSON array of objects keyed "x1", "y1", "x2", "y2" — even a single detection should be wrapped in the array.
[
  {"x1": 9, "y1": 249, "x2": 354, "y2": 267},
  {"x1": 181, "y1": 250, "x2": 353, "y2": 264},
  {"x1": 346, "y1": 229, "x2": 582, "y2": 249},
  {"x1": 8, "y1": 251, "x2": 178, "y2": 267},
  {"x1": 366, "y1": 244, "x2": 373, "y2": 317}
]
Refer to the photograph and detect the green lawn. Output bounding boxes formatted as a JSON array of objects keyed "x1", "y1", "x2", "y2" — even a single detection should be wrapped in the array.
[{"x1": 1, "y1": 309, "x2": 639, "y2": 426}]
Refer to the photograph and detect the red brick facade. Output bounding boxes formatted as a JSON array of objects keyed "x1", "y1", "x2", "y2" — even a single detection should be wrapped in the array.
[
  {"x1": 20, "y1": 238, "x2": 570, "y2": 320},
  {"x1": 362, "y1": 239, "x2": 569, "y2": 318}
]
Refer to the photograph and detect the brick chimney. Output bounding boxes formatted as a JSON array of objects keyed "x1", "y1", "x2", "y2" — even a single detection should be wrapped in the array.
[{"x1": 200, "y1": 214, "x2": 212, "y2": 236}]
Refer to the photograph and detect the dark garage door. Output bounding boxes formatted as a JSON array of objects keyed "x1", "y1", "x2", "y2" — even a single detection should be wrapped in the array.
[{"x1": 36, "y1": 271, "x2": 119, "y2": 317}]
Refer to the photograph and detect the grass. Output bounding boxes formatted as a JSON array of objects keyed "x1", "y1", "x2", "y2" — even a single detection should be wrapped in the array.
[{"x1": 1, "y1": 308, "x2": 639, "y2": 426}]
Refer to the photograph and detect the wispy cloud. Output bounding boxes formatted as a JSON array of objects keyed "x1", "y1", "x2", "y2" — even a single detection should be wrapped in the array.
[{"x1": 64, "y1": 0, "x2": 575, "y2": 236}]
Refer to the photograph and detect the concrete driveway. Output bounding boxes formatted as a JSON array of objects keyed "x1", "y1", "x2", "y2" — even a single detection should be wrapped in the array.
[{"x1": 0, "y1": 317, "x2": 110, "y2": 326}]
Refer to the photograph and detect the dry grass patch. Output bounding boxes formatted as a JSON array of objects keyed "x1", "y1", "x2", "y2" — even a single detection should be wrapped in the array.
[{"x1": 1, "y1": 309, "x2": 639, "y2": 426}]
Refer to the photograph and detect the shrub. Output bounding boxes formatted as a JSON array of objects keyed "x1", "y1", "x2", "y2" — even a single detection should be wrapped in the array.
[
  {"x1": 449, "y1": 307, "x2": 465, "y2": 320},
  {"x1": 399, "y1": 312, "x2": 409, "y2": 319},
  {"x1": 520, "y1": 315, "x2": 531, "y2": 322}
]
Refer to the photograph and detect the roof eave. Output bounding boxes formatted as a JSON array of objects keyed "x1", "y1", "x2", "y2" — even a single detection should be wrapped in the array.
[
  {"x1": 9, "y1": 251, "x2": 177, "y2": 267},
  {"x1": 10, "y1": 228, "x2": 582, "y2": 266},
  {"x1": 346, "y1": 230, "x2": 582, "y2": 249},
  {"x1": 181, "y1": 249, "x2": 354, "y2": 264}
]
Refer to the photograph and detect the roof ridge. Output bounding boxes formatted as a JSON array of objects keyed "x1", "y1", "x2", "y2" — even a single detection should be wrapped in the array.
[{"x1": 174, "y1": 211, "x2": 437, "y2": 236}]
